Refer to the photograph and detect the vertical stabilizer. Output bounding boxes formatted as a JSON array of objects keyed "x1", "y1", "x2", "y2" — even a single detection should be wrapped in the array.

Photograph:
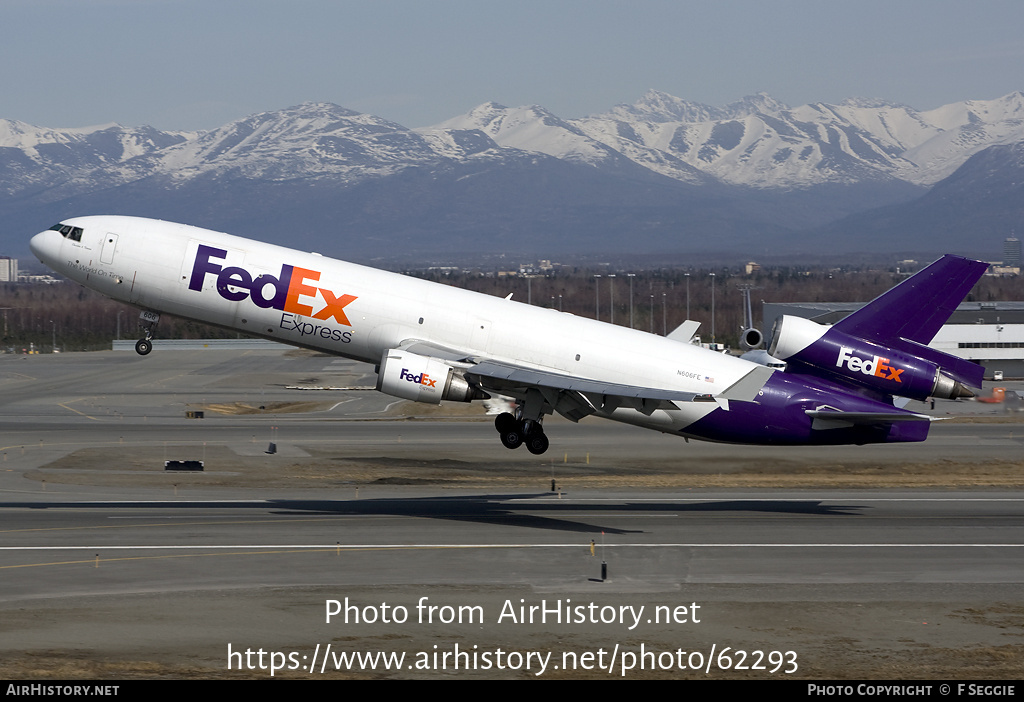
[{"x1": 834, "y1": 255, "x2": 988, "y2": 345}]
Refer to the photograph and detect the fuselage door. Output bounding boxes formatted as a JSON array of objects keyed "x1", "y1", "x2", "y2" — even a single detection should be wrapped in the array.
[{"x1": 100, "y1": 232, "x2": 118, "y2": 265}]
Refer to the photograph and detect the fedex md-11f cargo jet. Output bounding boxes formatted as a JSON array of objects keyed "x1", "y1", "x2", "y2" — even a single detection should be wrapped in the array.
[{"x1": 30, "y1": 216, "x2": 986, "y2": 455}]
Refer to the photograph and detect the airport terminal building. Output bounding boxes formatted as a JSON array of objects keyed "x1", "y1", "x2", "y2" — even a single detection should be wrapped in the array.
[{"x1": 763, "y1": 300, "x2": 1024, "y2": 380}]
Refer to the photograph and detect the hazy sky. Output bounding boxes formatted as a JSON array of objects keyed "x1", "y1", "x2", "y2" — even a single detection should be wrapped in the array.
[{"x1": 4, "y1": 0, "x2": 1023, "y2": 131}]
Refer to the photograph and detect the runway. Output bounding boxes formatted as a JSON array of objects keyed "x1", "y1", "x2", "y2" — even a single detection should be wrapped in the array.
[{"x1": 1, "y1": 348, "x2": 1023, "y2": 679}]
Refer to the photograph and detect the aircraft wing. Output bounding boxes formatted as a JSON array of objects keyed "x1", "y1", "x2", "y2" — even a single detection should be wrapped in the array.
[
  {"x1": 465, "y1": 359, "x2": 698, "y2": 421},
  {"x1": 468, "y1": 359, "x2": 701, "y2": 401},
  {"x1": 397, "y1": 338, "x2": 775, "y2": 422}
]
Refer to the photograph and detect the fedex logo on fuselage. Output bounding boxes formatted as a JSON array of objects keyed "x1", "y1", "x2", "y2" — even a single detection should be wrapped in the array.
[
  {"x1": 836, "y1": 347, "x2": 903, "y2": 382},
  {"x1": 189, "y1": 245, "x2": 356, "y2": 325}
]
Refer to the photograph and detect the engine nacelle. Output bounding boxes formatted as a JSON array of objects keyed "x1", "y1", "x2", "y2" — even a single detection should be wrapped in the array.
[
  {"x1": 739, "y1": 327, "x2": 764, "y2": 350},
  {"x1": 769, "y1": 315, "x2": 974, "y2": 401},
  {"x1": 376, "y1": 349, "x2": 485, "y2": 404}
]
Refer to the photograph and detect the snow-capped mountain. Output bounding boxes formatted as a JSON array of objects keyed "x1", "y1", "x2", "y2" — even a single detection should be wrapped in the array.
[
  {"x1": 817, "y1": 140, "x2": 1024, "y2": 253},
  {"x1": 5, "y1": 92, "x2": 1022, "y2": 196},
  {"x1": 427, "y1": 101, "x2": 712, "y2": 184},
  {"x1": 0, "y1": 119, "x2": 190, "y2": 196},
  {"x1": 572, "y1": 90, "x2": 1024, "y2": 187},
  {"x1": 1, "y1": 91, "x2": 1022, "y2": 260},
  {"x1": 135, "y1": 103, "x2": 450, "y2": 183}
]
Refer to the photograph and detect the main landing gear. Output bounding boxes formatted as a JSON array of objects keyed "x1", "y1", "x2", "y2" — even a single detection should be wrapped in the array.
[{"x1": 495, "y1": 411, "x2": 549, "y2": 455}]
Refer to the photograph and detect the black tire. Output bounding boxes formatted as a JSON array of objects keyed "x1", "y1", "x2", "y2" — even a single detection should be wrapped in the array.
[
  {"x1": 495, "y1": 412, "x2": 518, "y2": 433},
  {"x1": 135, "y1": 339, "x2": 152, "y2": 356},
  {"x1": 500, "y1": 430, "x2": 523, "y2": 450},
  {"x1": 526, "y1": 432, "x2": 549, "y2": 455}
]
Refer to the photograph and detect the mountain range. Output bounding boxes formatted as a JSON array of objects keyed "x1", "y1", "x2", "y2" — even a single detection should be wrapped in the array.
[{"x1": 2, "y1": 90, "x2": 1022, "y2": 263}]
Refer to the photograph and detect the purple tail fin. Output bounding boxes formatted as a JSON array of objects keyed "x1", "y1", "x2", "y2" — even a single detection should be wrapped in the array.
[
  {"x1": 832, "y1": 255, "x2": 988, "y2": 390},
  {"x1": 770, "y1": 255, "x2": 988, "y2": 395},
  {"x1": 834, "y1": 255, "x2": 988, "y2": 345}
]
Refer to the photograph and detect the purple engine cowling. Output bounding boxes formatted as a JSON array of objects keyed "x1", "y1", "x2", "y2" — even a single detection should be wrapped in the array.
[{"x1": 769, "y1": 316, "x2": 974, "y2": 401}]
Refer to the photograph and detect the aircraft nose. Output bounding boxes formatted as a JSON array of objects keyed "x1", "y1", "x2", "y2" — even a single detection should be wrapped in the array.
[{"x1": 29, "y1": 229, "x2": 61, "y2": 263}]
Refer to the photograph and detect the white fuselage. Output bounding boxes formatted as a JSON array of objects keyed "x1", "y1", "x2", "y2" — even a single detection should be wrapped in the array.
[{"x1": 31, "y1": 215, "x2": 758, "y2": 435}]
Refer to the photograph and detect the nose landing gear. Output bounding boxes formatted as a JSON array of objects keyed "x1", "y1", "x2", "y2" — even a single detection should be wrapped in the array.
[{"x1": 135, "y1": 310, "x2": 160, "y2": 356}]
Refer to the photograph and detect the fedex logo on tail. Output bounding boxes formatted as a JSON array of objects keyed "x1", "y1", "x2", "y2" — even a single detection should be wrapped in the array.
[
  {"x1": 836, "y1": 347, "x2": 903, "y2": 382},
  {"x1": 189, "y1": 245, "x2": 356, "y2": 325}
]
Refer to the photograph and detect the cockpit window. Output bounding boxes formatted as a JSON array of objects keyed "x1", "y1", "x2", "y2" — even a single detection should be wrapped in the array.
[{"x1": 49, "y1": 222, "x2": 83, "y2": 241}]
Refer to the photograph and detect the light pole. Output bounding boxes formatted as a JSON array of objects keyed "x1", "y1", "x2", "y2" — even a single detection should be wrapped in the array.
[
  {"x1": 650, "y1": 294, "x2": 654, "y2": 333},
  {"x1": 662, "y1": 292, "x2": 666, "y2": 336},
  {"x1": 684, "y1": 273, "x2": 690, "y2": 320},
  {"x1": 594, "y1": 275, "x2": 601, "y2": 321},
  {"x1": 710, "y1": 272, "x2": 716, "y2": 344},
  {"x1": 627, "y1": 273, "x2": 635, "y2": 328},
  {"x1": 608, "y1": 274, "x2": 616, "y2": 325}
]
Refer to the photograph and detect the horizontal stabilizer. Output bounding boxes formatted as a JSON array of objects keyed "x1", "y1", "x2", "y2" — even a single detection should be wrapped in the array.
[
  {"x1": 805, "y1": 408, "x2": 931, "y2": 430},
  {"x1": 719, "y1": 365, "x2": 775, "y2": 402},
  {"x1": 667, "y1": 320, "x2": 700, "y2": 343}
]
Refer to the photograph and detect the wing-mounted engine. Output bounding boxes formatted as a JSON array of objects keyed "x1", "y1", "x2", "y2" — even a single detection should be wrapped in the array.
[
  {"x1": 769, "y1": 315, "x2": 975, "y2": 401},
  {"x1": 376, "y1": 349, "x2": 488, "y2": 404}
]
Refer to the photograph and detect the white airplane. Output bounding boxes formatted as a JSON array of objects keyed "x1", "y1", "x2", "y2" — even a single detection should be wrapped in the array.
[{"x1": 30, "y1": 216, "x2": 986, "y2": 454}]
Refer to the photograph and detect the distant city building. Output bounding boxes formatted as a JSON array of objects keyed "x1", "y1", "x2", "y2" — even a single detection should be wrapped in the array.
[
  {"x1": 0, "y1": 257, "x2": 17, "y2": 282},
  {"x1": 1004, "y1": 237, "x2": 1021, "y2": 267},
  {"x1": 744, "y1": 261, "x2": 761, "y2": 275}
]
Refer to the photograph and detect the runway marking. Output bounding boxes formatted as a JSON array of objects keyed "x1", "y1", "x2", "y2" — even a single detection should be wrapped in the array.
[
  {"x1": 0, "y1": 548, "x2": 361, "y2": 570},
  {"x1": 100, "y1": 512, "x2": 674, "y2": 519},
  {"x1": 5, "y1": 543, "x2": 1024, "y2": 570},
  {"x1": 56, "y1": 400, "x2": 100, "y2": 421},
  {"x1": 7, "y1": 497, "x2": 1024, "y2": 504},
  {"x1": 0, "y1": 516, "x2": 386, "y2": 534},
  {"x1": 0, "y1": 371, "x2": 36, "y2": 382},
  {"x1": 511, "y1": 497, "x2": 1024, "y2": 503},
  {"x1": 4, "y1": 543, "x2": 1024, "y2": 551}
]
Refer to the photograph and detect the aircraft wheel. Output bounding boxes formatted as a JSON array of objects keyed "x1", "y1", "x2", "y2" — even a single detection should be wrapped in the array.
[
  {"x1": 528, "y1": 433, "x2": 552, "y2": 456},
  {"x1": 495, "y1": 412, "x2": 518, "y2": 433},
  {"x1": 500, "y1": 429, "x2": 523, "y2": 450},
  {"x1": 526, "y1": 431, "x2": 549, "y2": 455},
  {"x1": 135, "y1": 339, "x2": 153, "y2": 356}
]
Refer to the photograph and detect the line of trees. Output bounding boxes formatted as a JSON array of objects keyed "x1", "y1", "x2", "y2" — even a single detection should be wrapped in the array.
[
  {"x1": 1, "y1": 264, "x2": 1011, "y2": 353},
  {"x1": 410, "y1": 264, "x2": 1010, "y2": 348}
]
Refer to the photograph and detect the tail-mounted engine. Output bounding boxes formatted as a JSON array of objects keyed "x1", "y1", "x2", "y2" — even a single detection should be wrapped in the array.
[
  {"x1": 739, "y1": 327, "x2": 764, "y2": 350},
  {"x1": 769, "y1": 315, "x2": 975, "y2": 401},
  {"x1": 376, "y1": 349, "x2": 487, "y2": 404}
]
